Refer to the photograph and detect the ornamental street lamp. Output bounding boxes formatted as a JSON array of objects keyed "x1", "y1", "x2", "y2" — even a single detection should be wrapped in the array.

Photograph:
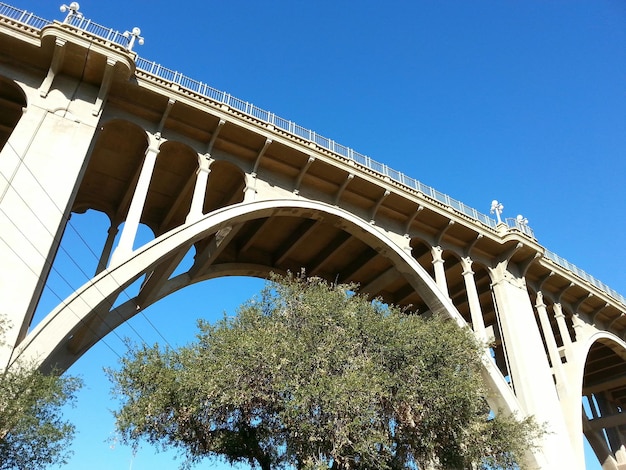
[
  {"x1": 123, "y1": 27, "x2": 144, "y2": 51},
  {"x1": 59, "y1": 2, "x2": 81, "y2": 24},
  {"x1": 490, "y1": 199, "x2": 504, "y2": 224}
]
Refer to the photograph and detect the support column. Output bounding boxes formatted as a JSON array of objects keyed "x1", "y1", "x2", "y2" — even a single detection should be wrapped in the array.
[
  {"x1": 553, "y1": 303, "x2": 574, "y2": 352},
  {"x1": 460, "y1": 257, "x2": 486, "y2": 343},
  {"x1": 0, "y1": 90, "x2": 101, "y2": 369},
  {"x1": 431, "y1": 246, "x2": 448, "y2": 297},
  {"x1": 490, "y1": 262, "x2": 579, "y2": 469},
  {"x1": 186, "y1": 154, "x2": 213, "y2": 223},
  {"x1": 535, "y1": 291, "x2": 567, "y2": 394},
  {"x1": 95, "y1": 222, "x2": 119, "y2": 275},
  {"x1": 110, "y1": 143, "x2": 159, "y2": 265}
]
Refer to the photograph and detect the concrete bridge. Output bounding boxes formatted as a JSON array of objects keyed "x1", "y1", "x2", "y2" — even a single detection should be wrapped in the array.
[{"x1": 0, "y1": 4, "x2": 624, "y2": 469}]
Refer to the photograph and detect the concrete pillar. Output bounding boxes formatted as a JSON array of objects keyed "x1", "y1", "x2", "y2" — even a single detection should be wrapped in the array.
[
  {"x1": 431, "y1": 245, "x2": 448, "y2": 297},
  {"x1": 553, "y1": 303, "x2": 573, "y2": 352},
  {"x1": 110, "y1": 143, "x2": 159, "y2": 265},
  {"x1": 534, "y1": 291, "x2": 567, "y2": 393},
  {"x1": 0, "y1": 96, "x2": 101, "y2": 368},
  {"x1": 95, "y1": 222, "x2": 119, "y2": 275},
  {"x1": 489, "y1": 262, "x2": 580, "y2": 469},
  {"x1": 186, "y1": 154, "x2": 213, "y2": 223},
  {"x1": 460, "y1": 256, "x2": 486, "y2": 343}
]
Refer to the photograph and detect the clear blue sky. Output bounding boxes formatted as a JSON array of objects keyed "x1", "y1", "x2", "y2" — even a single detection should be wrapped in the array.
[{"x1": 11, "y1": 1, "x2": 626, "y2": 468}]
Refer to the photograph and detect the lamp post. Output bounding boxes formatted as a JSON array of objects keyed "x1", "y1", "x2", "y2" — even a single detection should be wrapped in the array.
[
  {"x1": 516, "y1": 214, "x2": 529, "y2": 234},
  {"x1": 123, "y1": 27, "x2": 144, "y2": 51},
  {"x1": 59, "y1": 2, "x2": 81, "y2": 24},
  {"x1": 490, "y1": 199, "x2": 504, "y2": 224}
]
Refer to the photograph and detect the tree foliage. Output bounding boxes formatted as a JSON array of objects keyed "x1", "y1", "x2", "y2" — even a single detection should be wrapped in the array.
[
  {"x1": 0, "y1": 317, "x2": 82, "y2": 470},
  {"x1": 109, "y1": 274, "x2": 540, "y2": 469}
]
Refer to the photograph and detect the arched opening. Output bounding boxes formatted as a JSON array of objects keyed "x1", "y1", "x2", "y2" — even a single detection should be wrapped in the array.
[
  {"x1": 21, "y1": 200, "x2": 529, "y2": 468},
  {"x1": 203, "y1": 159, "x2": 245, "y2": 214},
  {"x1": 0, "y1": 76, "x2": 26, "y2": 153},
  {"x1": 21, "y1": 200, "x2": 476, "y2": 373},
  {"x1": 145, "y1": 140, "x2": 198, "y2": 236},
  {"x1": 72, "y1": 119, "x2": 150, "y2": 220},
  {"x1": 582, "y1": 337, "x2": 626, "y2": 468}
]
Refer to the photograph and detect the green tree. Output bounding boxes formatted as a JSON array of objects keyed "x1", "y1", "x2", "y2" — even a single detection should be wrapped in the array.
[
  {"x1": 109, "y1": 274, "x2": 540, "y2": 469},
  {"x1": 0, "y1": 318, "x2": 82, "y2": 470}
]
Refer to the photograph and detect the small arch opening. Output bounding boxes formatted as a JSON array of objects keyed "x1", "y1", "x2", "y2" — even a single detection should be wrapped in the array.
[{"x1": 0, "y1": 76, "x2": 27, "y2": 153}]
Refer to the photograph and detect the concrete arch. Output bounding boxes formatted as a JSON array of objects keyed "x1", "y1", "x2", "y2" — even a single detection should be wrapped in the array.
[
  {"x1": 14, "y1": 199, "x2": 519, "y2": 413},
  {"x1": 12, "y1": 199, "x2": 539, "y2": 466}
]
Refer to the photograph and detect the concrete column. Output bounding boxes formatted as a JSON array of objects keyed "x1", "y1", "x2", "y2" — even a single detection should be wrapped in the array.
[
  {"x1": 535, "y1": 291, "x2": 567, "y2": 393},
  {"x1": 460, "y1": 256, "x2": 486, "y2": 342},
  {"x1": 0, "y1": 89, "x2": 101, "y2": 369},
  {"x1": 489, "y1": 262, "x2": 579, "y2": 469},
  {"x1": 95, "y1": 223, "x2": 119, "y2": 275},
  {"x1": 110, "y1": 144, "x2": 159, "y2": 264},
  {"x1": 186, "y1": 154, "x2": 213, "y2": 223},
  {"x1": 553, "y1": 303, "x2": 573, "y2": 352},
  {"x1": 431, "y1": 245, "x2": 448, "y2": 297}
]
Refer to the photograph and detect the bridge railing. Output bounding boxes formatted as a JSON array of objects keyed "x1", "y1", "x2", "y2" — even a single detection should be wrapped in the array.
[
  {"x1": 65, "y1": 15, "x2": 131, "y2": 48},
  {"x1": 544, "y1": 250, "x2": 626, "y2": 305},
  {"x1": 0, "y1": 3, "x2": 623, "y2": 307},
  {"x1": 0, "y1": 2, "x2": 49, "y2": 29}
]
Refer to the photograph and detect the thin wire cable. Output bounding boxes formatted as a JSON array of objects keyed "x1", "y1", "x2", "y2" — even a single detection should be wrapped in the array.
[
  {"x1": 2, "y1": 137, "x2": 172, "y2": 347},
  {"x1": 0, "y1": 230, "x2": 122, "y2": 365},
  {"x1": 0, "y1": 176, "x2": 151, "y2": 348}
]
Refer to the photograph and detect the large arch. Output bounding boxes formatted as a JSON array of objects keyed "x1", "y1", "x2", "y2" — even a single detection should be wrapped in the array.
[{"x1": 13, "y1": 199, "x2": 519, "y2": 406}]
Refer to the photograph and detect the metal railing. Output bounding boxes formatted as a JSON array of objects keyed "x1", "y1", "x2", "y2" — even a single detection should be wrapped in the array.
[
  {"x1": 65, "y1": 14, "x2": 131, "y2": 48},
  {"x1": 544, "y1": 250, "x2": 625, "y2": 305},
  {"x1": 0, "y1": 2, "x2": 623, "y2": 306},
  {"x1": 0, "y1": 2, "x2": 49, "y2": 29},
  {"x1": 504, "y1": 217, "x2": 534, "y2": 238}
]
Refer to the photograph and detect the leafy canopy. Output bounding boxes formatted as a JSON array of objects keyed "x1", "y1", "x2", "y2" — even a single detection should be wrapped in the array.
[
  {"x1": 109, "y1": 274, "x2": 540, "y2": 469},
  {"x1": 0, "y1": 317, "x2": 82, "y2": 470}
]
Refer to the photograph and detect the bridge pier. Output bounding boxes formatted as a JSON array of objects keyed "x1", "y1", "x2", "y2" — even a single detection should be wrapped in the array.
[
  {"x1": 490, "y1": 262, "x2": 580, "y2": 468},
  {"x1": 0, "y1": 77, "x2": 101, "y2": 368}
]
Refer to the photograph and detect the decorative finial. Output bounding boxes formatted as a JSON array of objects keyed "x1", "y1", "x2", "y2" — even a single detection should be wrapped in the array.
[
  {"x1": 490, "y1": 200, "x2": 504, "y2": 224},
  {"x1": 59, "y1": 2, "x2": 81, "y2": 23},
  {"x1": 123, "y1": 27, "x2": 144, "y2": 51}
]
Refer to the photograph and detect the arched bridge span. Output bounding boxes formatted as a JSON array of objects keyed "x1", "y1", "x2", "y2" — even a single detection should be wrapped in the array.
[{"x1": 0, "y1": 6, "x2": 625, "y2": 469}]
